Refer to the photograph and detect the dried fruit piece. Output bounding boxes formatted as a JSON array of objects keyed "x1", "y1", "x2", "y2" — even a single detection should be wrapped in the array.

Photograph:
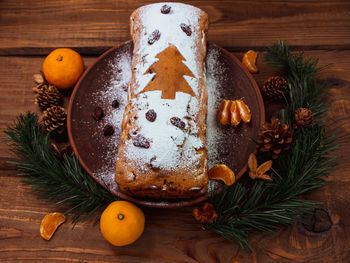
[
  {"x1": 230, "y1": 100, "x2": 241, "y2": 126},
  {"x1": 148, "y1": 30, "x2": 161, "y2": 45},
  {"x1": 257, "y1": 173, "x2": 273, "y2": 181},
  {"x1": 248, "y1": 153, "x2": 257, "y2": 173},
  {"x1": 133, "y1": 134, "x2": 150, "y2": 148},
  {"x1": 236, "y1": 99, "x2": 251, "y2": 123},
  {"x1": 145, "y1": 109, "x2": 157, "y2": 122},
  {"x1": 160, "y1": 4, "x2": 171, "y2": 14},
  {"x1": 170, "y1": 117, "x2": 185, "y2": 130},
  {"x1": 218, "y1": 100, "x2": 231, "y2": 125},
  {"x1": 40, "y1": 212, "x2": 66, "y2": 240},
  {"x1": 180, "y1": 23, "x2": 192, "y2": 36},
  {"x1": 256, "y1": 160, "x2": 273, "y2": 176},
  {"x1": 193, "y1": 202, "x2": 218, "y2": 224},
  {"x1": 112, "y1": 99, "x2": 119, "y2": 108},
  {"x1": 248, "y1": 153, "x2": 273, "y2": 181},
  {"x1": 103, "y1": 125, "x2": 114, "y2": 136},
  {"x1": 208, "y1": 164, "x2": 235, "y2": 186},
  {"x1": 92, "y1": 107, "x2": 104, "y2": 121},
  {"x1": 242, "y1": 50, "x2": 258, "y2": 73}
]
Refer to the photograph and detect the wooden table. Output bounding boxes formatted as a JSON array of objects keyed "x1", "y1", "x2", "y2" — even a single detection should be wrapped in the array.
[{"x1": 1, "y1": 1, "x2": 349, "y2": 262}]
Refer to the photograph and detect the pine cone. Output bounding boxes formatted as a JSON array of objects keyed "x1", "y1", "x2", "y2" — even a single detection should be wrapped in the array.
[
  {"x1": 262, "y1": 76, "x2": 288, "y2": 100},
  {"x1": 42, "y1": 106, "x2": 67, "y2": 136},
  {"x1": 33, "y1": 84, "x2": 63, "y2": 111},
  {"x1": 51, "y1": 143, "x2": 73, "y2": 159},
  {"x1": 294, "y1": 108, "x2": 314, "y2": 129},
  {"x1": 257, "y1": 117, "x2": 293, "y2": 159}
]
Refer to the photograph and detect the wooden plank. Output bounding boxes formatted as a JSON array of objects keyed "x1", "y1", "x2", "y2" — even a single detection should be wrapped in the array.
[
  {"x1": 0, "y1": 0, "x2": 349, "y2": 55},
  {"x1": 0, "y1": 174, "x2": 239, "y2": 263},
  {"x1": 0, "y1": 49, "x2": 350, "y2": 262}
]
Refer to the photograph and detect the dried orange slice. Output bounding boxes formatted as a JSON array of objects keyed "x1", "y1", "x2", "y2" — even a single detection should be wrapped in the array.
[
  {"x1": 218, "y1": 100, "x2": 231, "y2": 125},
  {"x1": 40, "y1": 212, "x2": 66, "y2": 240},
  {"x1": 236, "y1": 100, "x2": 251, "y2": 123},
  {"x1": 230, "y1": 100, "x2": 241, "y2": 126},
  {"x1": 242, "y1": 50, "x2": 258, "y2": 73},
  {"x1": 209, "y1": 164, "x2": 235, "y2": 186}
]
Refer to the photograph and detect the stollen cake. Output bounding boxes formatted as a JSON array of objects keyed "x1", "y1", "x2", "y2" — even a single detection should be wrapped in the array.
[{"x1": 115, "y1": 2, "x2": 209, "y2": 198}]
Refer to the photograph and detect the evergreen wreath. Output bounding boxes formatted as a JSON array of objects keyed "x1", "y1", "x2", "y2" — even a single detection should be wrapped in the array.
[{"x1": 4, "y1": 41, "x2": 338, "y2": 247}]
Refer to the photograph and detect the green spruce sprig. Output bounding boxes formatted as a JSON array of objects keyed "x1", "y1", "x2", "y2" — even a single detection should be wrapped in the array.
[
  {"x1": 264, "y1": 40, "x2": 329, "y2": 125},
  {"x1": 207, "y1": 41, "x2": 338, "y2": 249},
  {"x1": 4, "y1": 112, "x2": 116, "y2": 222}
]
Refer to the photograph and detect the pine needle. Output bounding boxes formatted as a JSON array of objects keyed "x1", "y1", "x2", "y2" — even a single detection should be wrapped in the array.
[
  {"x1": 207, "y1": 41, "x2": 338, "y2": 249},
  {"x1": 4, "y1": 112, "x2": 117, "y2": 223}
]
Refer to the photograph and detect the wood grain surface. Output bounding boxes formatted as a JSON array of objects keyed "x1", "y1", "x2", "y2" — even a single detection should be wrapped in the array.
[{"x1": 1, "y1": 1, "x2": 350, "y2": 262}]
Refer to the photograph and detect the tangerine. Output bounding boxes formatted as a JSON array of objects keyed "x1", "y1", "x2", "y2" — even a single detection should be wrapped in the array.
[
  {"x1": 218, "y1": 99, "x2": 231, "y2": 125},
  {"x1": 230, "y1": 100, "x2": 241, "y2": 126},
  {"x1": 40, "y1": 212, "x2": 66, "y2": 240},
  {"x1": 43, "y1": 48, "x2": 84, "y2": 89},
  {"x1": 236, "y1": 99, "x2": 251, "y2": 123},
  {"x1": 242, "y1": 50, "x2": 258, "y2": 73},
  {"x1": 209, "y1": 164, "x2": 236, "y2": 186},
  {"x1": 100, "y1": 201, "x2": 145, "y2": 246}
]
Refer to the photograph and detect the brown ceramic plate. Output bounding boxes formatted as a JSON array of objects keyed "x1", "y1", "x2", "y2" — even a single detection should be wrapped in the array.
[{"x1": 67, "y1": 41, "x2": 264, "y2": 208}]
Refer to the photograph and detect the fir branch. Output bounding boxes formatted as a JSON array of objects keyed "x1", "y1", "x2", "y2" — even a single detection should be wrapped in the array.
[
  {"x1": 4, "y1": 112, "x2": 116, "y2": 222},
  {"x1": 207, "y1": 41, "x2": 338, "y2": 249},
  {"x1": 263, "y1": 40, "x2": 329, "y2": 125}
]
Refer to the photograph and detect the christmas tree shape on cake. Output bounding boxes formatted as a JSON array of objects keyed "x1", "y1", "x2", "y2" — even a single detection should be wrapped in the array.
[{"x1": 141, "y1": 45, "x2": 196, "y2": 100}]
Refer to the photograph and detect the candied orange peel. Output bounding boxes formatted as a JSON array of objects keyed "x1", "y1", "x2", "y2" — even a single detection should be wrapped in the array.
[
  {"x1": 242, "y1": 50, "x2": 258, "y2": 73},
  {"x1": 40, "y1": 212, "x2": 66, "y2": 240},
  {"x1": 209, "y1": 164, "x2": 236, "y2": 186}
]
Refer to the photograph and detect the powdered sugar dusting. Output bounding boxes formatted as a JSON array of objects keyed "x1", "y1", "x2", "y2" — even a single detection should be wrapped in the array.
[
  {"x1": 124, "y1": 92, "x2": 204, "y2": 171},
  {"x1": 91, "y1": 45, "x2": 238, "y2": 192},
  {"x1": 92, "y1": 45, "x2": 229, "y2": 190},
  {"x1": 131, "y1": 2, "x2": 207, "y2": 96},
  {"x1": 206, "y1": 47, "x2": 248, "y2": 170},
  {"x1": 116, "y1": 2, "x2": 208, "y2": 180},
  {"x1": 92, "y1": 52, "x2": 132, "y2": 191},
  {"x1": 206, "y1": 48, "x2": 225, "y2": 168}
]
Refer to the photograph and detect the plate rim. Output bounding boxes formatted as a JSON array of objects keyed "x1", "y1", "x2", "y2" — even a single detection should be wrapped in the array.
[{"x1": 67, "y1": 40, "x2": 265, "y2": 208}]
